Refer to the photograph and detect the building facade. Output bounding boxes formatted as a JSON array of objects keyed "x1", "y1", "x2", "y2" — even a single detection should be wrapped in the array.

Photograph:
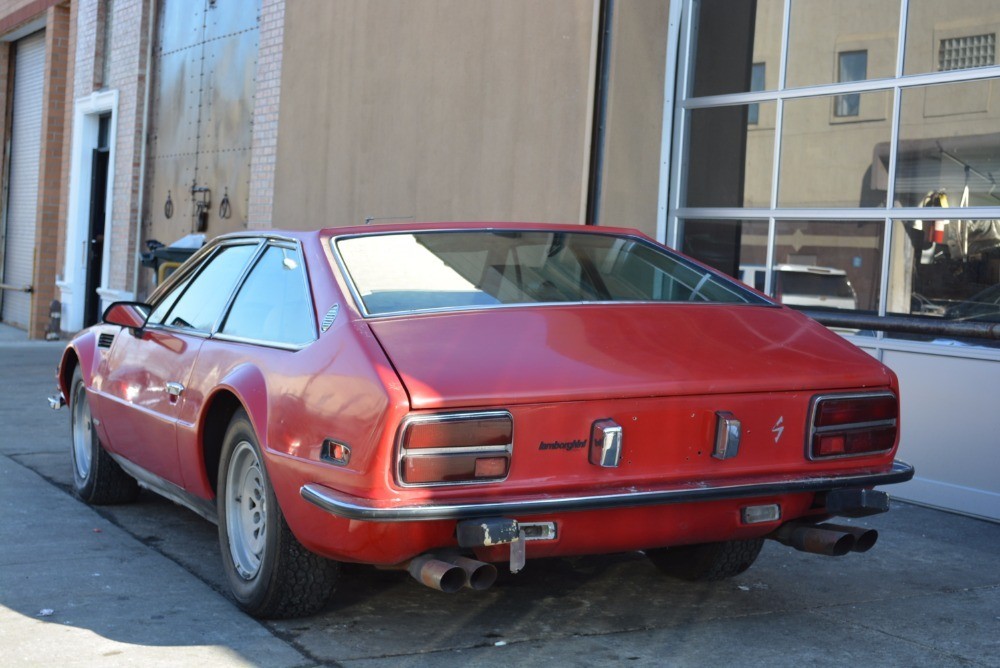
[
  {"x1": 3, "y1": 0, "x2": 996, "y2": 520},
  {"x1": 0, "y1": 0, "x2": 72, "y2": 339}
]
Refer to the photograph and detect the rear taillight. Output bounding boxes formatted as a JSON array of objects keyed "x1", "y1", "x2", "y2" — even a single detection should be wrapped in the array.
[
  {"x1": 807, "y1": 392, "x2": 898, "y2": 460},
  {"x1": 397, "y1": 412, "x2": 513, "y2": 486}
]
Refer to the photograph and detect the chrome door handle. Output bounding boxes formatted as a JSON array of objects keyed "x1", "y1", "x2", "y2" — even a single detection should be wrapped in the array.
[{"x1": 165, "y1": 382, "x2": 185, "y2": 398}]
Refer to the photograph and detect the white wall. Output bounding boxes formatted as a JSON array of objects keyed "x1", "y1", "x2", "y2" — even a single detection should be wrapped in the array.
[{"x1": 859, "y1": 343, "x2": 1000, "y2": 522}]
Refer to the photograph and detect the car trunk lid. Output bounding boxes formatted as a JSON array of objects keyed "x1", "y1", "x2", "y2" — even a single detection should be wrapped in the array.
[{"x1": 367, "y1": 304, "x2": 893, "y2": 410}]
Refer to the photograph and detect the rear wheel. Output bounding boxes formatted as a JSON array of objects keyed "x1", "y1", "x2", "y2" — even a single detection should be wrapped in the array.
[
  {"x1": 217, "y1": 409, "x2": 339, "y2": 618},
  {"x1": 646, "y1": 538, "x2": 764, "y2": 581},
  {"x1": 69, "y1": 366, "x2": 139, "y2": 504}
]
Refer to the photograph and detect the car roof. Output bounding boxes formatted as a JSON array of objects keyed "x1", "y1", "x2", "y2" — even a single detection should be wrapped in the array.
[
  {"x1": 321, "y1": 221, "x2": 653, "y2": 239},
  {"x1": 209, "y1": 223, "x2": 657, "y2": 249}
]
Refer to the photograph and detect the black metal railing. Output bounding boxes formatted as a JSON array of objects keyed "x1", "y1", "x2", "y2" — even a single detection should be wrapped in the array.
[{"x1": 800, "y1": 309, "x2": 1000, "y2": 341}]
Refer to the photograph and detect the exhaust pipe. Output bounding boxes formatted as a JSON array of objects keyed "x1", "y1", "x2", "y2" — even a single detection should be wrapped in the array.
[
  {"x1": 440, "y1": 555, "x2": 498, "y2": 591},
  {"x1": 815, "y1": 523, "x2": 879, "y2": 553},
  {"x1": 407, "y1": 555, "x2": 467, "y2": 593},
  {"x1": 770, "y1": 522, "x2": 855, "y2": 556}
]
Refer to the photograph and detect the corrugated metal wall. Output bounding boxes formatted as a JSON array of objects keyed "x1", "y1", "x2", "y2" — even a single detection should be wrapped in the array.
[{"x1": 1, "y1": 30, "x2": 45, "y2": 328}]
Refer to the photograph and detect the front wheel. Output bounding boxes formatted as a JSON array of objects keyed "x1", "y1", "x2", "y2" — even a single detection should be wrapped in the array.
[
  {"x1": 217, "y1": 409, "x2": 339, "y2": 618},
  {"x1": 646, "y1": 538, "x2": 764, "y2": 581},
  {"x1": 69, "y1": 366, "x2": 138, "y2": 504}
]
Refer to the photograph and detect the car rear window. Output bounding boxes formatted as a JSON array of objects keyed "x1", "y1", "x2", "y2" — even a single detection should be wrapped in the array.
[{"x1": 335, "y1": 230, "x2": 768, "y2": 316}]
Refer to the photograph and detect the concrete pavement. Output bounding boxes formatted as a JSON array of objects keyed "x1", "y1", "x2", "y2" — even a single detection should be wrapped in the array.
[
  {"x1": 1, "y1": 338, "x2": 998, "y2": 667},
  {"x1": 0, "y1": 339, "x2": 309, "y2": 666},
  {"x1": 0, "y1": 454, "x2": 308, "y2": 667}
]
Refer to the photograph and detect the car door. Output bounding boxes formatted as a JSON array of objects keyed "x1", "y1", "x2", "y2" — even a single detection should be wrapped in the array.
[
  {"x1": 177, "y1": 242, "x2": 319, "y2": 488},
  {"x1": 97, "y1": 241, "x2": 260, "y2": 485}
]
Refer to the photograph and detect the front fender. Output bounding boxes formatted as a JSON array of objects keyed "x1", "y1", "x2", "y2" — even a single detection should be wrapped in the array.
[{"x1": 57, "y1": 332, "x2": 100, "y2": 399}]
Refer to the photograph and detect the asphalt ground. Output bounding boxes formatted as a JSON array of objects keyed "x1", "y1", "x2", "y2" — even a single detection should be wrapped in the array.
[{"x1": 1, "y1": 334, "x2": 998, "y2": 667}]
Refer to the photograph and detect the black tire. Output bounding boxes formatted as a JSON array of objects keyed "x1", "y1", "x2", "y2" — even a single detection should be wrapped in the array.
[
  {"x1": 69, "y1": 366, "x2": 139, "y2": 504},
  {"x1": 217, "y1": 409, "x2": 339, "y2": 619},
  {"x1": 646, "y1": 538, "x2": 764, "y2": 582}
]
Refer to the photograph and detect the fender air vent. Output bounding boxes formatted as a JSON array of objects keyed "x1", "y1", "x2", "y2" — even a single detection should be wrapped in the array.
[
  {"x1": 98, "y1": 333, "x2": 115, "y2": 349},
  {"x1": 321, "y1": 304, "x2": 340, "y2": 332}
]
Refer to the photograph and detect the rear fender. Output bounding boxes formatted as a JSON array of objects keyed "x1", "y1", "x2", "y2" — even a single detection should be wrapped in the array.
[
  {"x1": 190, "y1": 364, "x2": 270, "y2": 499},
  {"x1": 214, "y1": 363, "x2": 269, "y2": 442}
]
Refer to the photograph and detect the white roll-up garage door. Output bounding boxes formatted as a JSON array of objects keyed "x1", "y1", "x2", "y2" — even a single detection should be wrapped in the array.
[{"x1": 1, "y1": 31, "x2": 45, "y2": 328}]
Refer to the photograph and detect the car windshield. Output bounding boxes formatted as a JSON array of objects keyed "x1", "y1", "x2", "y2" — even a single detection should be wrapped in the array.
[{"x1": 335, "y1": 230, "x2": 768, "y2": 316}]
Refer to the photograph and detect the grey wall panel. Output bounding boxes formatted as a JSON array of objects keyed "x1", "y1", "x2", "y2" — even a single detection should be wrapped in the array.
[
  {"x1": 148, "y1": 153, "x2": 197, "y2": 245},
  {"x1": 200, "y1": 29, "x2": 257, "y2": 155},
  {"x1": 203, "y1": 0, "x2": 261, "y2": 41},
  {"x1": 157, "y1": 1, "x2": 205, "y2": 55},
  {"x1": 149, "y1": 48, "x2": 202, "y2": 160}
]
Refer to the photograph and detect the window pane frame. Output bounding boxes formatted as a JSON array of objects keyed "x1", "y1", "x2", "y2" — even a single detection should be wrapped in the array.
[{"x1": 669, "y1": 0, "x2": 1000, "y2": 350}]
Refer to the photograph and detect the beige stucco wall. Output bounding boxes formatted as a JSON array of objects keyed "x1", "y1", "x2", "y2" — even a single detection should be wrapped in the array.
[
  {"x1": 595, "y1": 0, "x2": 669, "y2": 239},
  {"x1": 273, "y1": 0, "x2": 598, "y2": 230}
]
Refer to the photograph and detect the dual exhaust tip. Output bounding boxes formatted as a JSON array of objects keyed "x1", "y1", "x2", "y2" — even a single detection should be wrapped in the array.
[
  {"x1": 770, "y1": 521, "x2": 878, "y2": 557},
  {"x1": 407, "y1": 554, "x2": 498, "y2": 593},
  {"x1": 406, "y1": 521, "x2": 875, "y2": 591}
]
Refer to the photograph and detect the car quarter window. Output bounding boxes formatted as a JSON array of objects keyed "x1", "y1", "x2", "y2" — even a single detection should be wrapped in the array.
[
  {"x1": 220, "y1": 244, "x2": 316, "y2": 346},
  {"x1": 149, "y1": 243, "x2": 259, "y2": 332}
]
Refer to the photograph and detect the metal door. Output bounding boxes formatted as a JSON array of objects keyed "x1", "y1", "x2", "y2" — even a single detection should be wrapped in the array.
[
  {"x1": 145, "y1": 0, "x2": 260, "y2": 250},
  {"x1": 0, "y1": 31, "x2": 46, "y2": 327}
]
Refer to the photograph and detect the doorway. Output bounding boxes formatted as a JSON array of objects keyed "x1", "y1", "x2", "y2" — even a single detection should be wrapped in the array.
[{"x1": 84, "y1": 114, "x2": 111, "y2": 327}]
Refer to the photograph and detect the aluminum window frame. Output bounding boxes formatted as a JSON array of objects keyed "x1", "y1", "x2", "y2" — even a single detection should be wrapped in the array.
[{"x1": 667, "y1": 0, "x2": 1000, "y2": 336}]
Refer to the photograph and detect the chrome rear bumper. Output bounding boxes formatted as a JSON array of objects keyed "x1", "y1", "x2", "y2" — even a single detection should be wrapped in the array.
[{"x1": 300, "y1": 460, "x2": 914, "y2": 522}]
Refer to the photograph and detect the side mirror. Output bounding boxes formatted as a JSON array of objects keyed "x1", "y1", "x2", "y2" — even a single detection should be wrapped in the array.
[{"x1": 102, "y1": 301, "x2": 151, "y2": 333}]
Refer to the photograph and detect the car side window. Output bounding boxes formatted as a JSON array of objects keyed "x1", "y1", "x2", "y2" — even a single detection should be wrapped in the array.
[
  {"x1": 220, "y1": 244, "x2": 316, "y2": 346},
  {"x1": 147, "y1": 271, "x2": 195, "y2": 326},
  {"x1": 152, "y1": 243, "x2": 258, "y2": 332}
]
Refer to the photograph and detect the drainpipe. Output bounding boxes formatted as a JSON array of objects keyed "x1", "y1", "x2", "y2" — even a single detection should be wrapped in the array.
[
  {"x1": 584, "y1": 0, "x2": 613, "y2": 226},
  {"x1": 131, "y1": 0, "x2": 157, "y2": 301}
]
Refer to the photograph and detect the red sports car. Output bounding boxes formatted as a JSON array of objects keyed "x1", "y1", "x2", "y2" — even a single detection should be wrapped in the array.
[{"x1": 52, "y1": 223, "x2": 913, "y2": 618}]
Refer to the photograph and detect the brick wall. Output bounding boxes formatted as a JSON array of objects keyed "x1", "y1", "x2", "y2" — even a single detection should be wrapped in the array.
[
  {"x1": 0, "y1": 0, "x2": 72, "y2": 338},
  {"x1": 71, "y1": 0, "x2": 95, "y2": 96},
  {"x1": 0, "y1": 45, "x2": 9, "y2": 238},
  {"x1": 28, "y1": 2, "x2": 70, "y2": 338},
  {"x1": 247, "y1": 0, "x2": 284, "y2": 229},
  {"x1": 71, "y1": 0, "x2": 148, "y2": 298},
  {"x1": 52, "y1": 0, "x2": 74, "y2": 295},
  {"x1": 106, "y1": 0, "x2": 149, "y2": 292}
]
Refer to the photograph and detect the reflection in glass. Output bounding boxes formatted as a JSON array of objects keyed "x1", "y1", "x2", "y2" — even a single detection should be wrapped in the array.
[
  {"x1": 748, "y1": 63, "x2": 765, "y2": 124},
  {"x1": 690, "y1": 0, "x2": 783, "y2": 97},
  {"x1": 685, "y1": 103, "x2": 775, "y2": 208},
  {"x1": 682, "y1": 219, "x2": 768, "y2": 280},
  {"x1": 892, "y1": 83, "x2": 1000, "y2": 209},
  {"x1": 778, "y1": 93, "x2": 892, "y2": 208},
  {"x1": 786, "y1": 0, "x2": 897, "y2": 88},
  {"x1": 772, "y1": 220, "x2": 883, "y2": 311},
  {"x1": 904, "y1": 0, "x2": 1000, "y2": 75},
  {"x1": 889, "y1": 219, "x2": 1000, "y2": 320},
  {"x1": 835, "y1": 51, "x2": 867, "y2": 117}
]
